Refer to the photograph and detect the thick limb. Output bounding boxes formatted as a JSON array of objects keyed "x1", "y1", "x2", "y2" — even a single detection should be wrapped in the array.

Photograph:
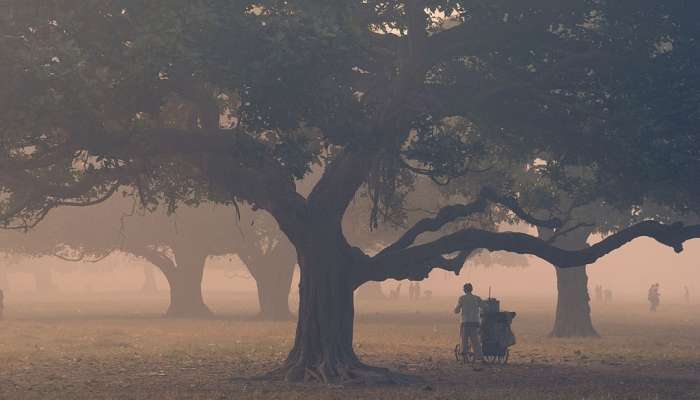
[
  {"x1": 131, "y1": 245, "x2": 212, "y2": 318},
  {"x1": 366, "y1": 221, "x2": 700, "y2": 283}
]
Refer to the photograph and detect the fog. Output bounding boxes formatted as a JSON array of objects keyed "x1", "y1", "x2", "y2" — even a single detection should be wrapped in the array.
[{"x1": 5, "y1": 236, "x2": 697, "y2": 305}]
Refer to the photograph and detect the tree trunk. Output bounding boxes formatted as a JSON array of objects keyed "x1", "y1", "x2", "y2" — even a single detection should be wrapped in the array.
[
  {"x1": 141, "y1": 265, "x2": 158, "y2": 295},
  {"x1": 239, "y1": 235, "x2": 297, "y2": 320},
  {"x1": 165, "y1": 250, "x2": 212, "y2": 318},
  {"x1": 282, "y1": 250, "x2": 360, "y2": 383},
  {"x1": 539, "y1": 227, "x2": 598, "y2": 338},
  {"x1": 254, "y1": 261, "x2": 295, "y2": 320},
  {"x1": 551, "y1": 265, "x2": 598, "y2": 337},
  {"x1": 273, "y1": 241, "x2": 406, "y2": 384}
]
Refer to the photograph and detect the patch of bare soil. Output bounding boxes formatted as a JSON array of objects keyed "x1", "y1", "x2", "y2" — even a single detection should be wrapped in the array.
[{"x1": 0, "y1": 294, "x2": 698, "y2": 399}]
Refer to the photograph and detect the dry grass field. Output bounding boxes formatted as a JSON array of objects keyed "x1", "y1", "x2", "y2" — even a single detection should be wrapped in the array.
[{"x1": 0, "y1": 292, "x2": 698, "y2": 400}]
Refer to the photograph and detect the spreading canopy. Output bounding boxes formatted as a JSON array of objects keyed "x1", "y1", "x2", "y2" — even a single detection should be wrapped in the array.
[{"x1": 1, "y1": 0, "x2": 699, "y2": 298}]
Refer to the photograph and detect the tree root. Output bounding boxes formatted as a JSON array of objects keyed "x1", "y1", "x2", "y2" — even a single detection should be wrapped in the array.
[{"x1": 256, "y1": 360, "x2": 423, "y2": 386}]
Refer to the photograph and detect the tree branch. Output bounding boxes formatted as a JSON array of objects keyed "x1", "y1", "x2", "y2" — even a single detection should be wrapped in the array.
[
  {"x1": 378, "y1": 198, "x2": 487, "y2": 256},
  {"x1": 481, "y1": 188, "x2": 562, "y2": 229},
  {"x1": 363, "y1": 221, "x2": 700, "y2": 283},
  {"x1": 53, "y1": 248, "x2": 115, "y2": 263},
  {"x1": 377, "y1": 187, "x2": 560, "y2": 257},
  {"x1": 129, "y1": 245, "x2": 177, "y2": 277}
]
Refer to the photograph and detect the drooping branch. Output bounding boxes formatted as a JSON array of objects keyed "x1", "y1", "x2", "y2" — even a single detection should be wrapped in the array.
[
  {"x1": 378, "y1": 198, "x2": 487, "y2": 255},
  {"x1": 53, "y1": 248, "x2": 115, "y2": 263},
  {"x1": 480, "y1": 188, "x2": 562, "y2": 229},
  {"x1": 0, "y1": 168, "x2": 127, "y2": 230},
  {"x1": 1, "y1": 127, "x2": 308, "y2": 240},
  {"x1": 377, "y1": 188, "x2": 560, "y2": 256},
  {"x1": 129, "y1": 246, "x2": 177, "y2": 278},
  {"x1": 363, "y1": 221, "x2": 700, "y2": 283}
]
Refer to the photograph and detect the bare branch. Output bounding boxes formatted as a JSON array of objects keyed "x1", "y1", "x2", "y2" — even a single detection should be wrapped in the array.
[
  {"x1": 377, "y1": 187, "x2": 559, "y2": 257},
  {"x1": 54, "y1": 249, "x2": 115, "y2": 263},
  {"x1": 364, "y1": 221, "x2": 700, "y2": 283},
  {"x1": 481, "y1": 188, "x2": 561, "y2": 229},
  {"x1": 544, "y1": 222, "x2": 595, "y2": 244},
  {"x1": 378, "y1": 198, "x2": 487, "y2": 256},
  {"x1": 129, "y1": 245, "x2": 177, "y2": 277}
]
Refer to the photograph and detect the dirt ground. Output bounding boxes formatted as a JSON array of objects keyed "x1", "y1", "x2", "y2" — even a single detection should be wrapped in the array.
[{"x1": 0, "y1": 292, "x2": 698, "y2": 400}]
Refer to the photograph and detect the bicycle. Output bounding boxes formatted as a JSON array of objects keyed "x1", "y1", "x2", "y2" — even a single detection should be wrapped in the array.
[{"x1": 453, "y1": 340, "x2": 477, "y2": 364}]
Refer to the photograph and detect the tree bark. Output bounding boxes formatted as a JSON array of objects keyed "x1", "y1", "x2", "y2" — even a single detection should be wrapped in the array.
[
  {"x1": 551, "y1": 265, "x2": 598, "y2": 337},
  {"x1": 270, "y1": 234, "x2": 405, "y2": 384},
  {"x1": 253, "y1": 259, "x2": 295, "y2": 320},
  {"x1": 281, "y1": 248, "x2": 361, "y2": 383},
  {"x1": 165, "y1": 249, "x2": 212, "y2": 318},
  {"x1": 131, "y1": 246, "x2": 212, "y2": 318},
  {"x1": 539, "y1": 227, "x2": 598, "y2": 338},
  {"x1": 240, "y1": 237, "x2": 297, "y2": 320}
]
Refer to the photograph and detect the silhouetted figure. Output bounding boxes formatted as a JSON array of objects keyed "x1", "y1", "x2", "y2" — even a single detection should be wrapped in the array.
[
  {"x1": 595, "y1": 285, "x2": 604, "y2": 303},
  {"x1": 389, "y1": 283, "x2": 402, "y2": 300},
  {"x1": 408, "y1": 282, "x2": 421, "y2": 301},
  {"x1": 604, "y1": 289, "x2": 613, "y2": 305},
  {"x1": 454, "y1": 283, "x2": 483, "y2": 360},
  {"x1": 648, "y1": 283, "x2": 660, "y2": 312},
  {"x1": 0, "y1": 289, "x2": 4, "y2": 319},
  {"x1": 684, "y1": 286, "x2": 690, "y2": 305}
]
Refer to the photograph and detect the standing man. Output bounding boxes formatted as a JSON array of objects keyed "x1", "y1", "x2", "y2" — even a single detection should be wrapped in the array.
[
  {"x1": 648, "y1": 283, "x2": 661, "y2": 311},
  {"x1": 454, "y1": 283, "x2": 483, "y2": 360}
]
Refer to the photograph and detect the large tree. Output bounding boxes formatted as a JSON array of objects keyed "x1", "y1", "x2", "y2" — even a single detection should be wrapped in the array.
[{"x1": 1, "y1": 0, "x2": 699, "y2": 383}]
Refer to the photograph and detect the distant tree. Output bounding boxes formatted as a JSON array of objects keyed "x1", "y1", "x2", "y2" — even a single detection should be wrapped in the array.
[
  {"x1": 140, "y1": 264, "x2": 158, "y2": 295},
  {"x1": 0, "y1": 196, "x2": 296, "y2": 318}
]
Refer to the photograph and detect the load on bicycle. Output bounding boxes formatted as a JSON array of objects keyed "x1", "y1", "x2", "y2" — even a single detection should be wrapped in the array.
[{"x1": 454, "y1": 283, "x2": 516, "y2": 364}]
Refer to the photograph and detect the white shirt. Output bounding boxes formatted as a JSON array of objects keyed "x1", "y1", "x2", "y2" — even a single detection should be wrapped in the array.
[{"x1": 455, "y1": 293, "x2": 482, "y2": 323}]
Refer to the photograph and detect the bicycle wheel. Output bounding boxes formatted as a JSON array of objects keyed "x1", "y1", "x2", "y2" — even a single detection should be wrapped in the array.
[
  {"x1": 465, "y1": 350, "x2": 476, "y2": 364},
  {"x1": 497, "y1": 348, "x2": 509, "y2": 364}
]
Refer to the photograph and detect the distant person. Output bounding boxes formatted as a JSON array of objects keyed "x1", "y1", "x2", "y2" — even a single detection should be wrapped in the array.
[
  {"x1": 648, "y1": 283, "x2": 660, "y2": 312},
  {"x1": 389, "y1": 283, "x2": 402, "y2": 300},
  {"x1": 684, "y1": 286, "x2": 690, "y2": 305},
  {"x1": 604, "y1": 289, "x2": 613, "y2": 305},
  {"x1": 0, "y1": 289, "x2": 4, "y2": 319},
  {"x1": 595, "y1": 285, "x2": 604, "y2": 303},
  {"x1": 454, "y1": 283, "x2": 483, "y2": 360}
]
